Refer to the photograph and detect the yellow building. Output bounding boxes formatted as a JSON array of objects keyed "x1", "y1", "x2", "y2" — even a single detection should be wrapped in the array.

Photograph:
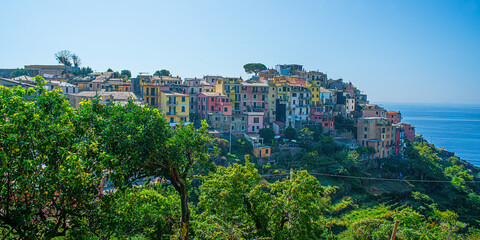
[
  {"x1": 215, "y1": 77, "x2": 242, "y2": 115},
  {"x1": 159, "y1": 91, "x2": 190, "y2": 125},
  {"x1": 307, "y1": 78, "x2": 323, "y2": 106},
  {"x1": 142, "y1": 84, "x2": 163, "y2": 108}
]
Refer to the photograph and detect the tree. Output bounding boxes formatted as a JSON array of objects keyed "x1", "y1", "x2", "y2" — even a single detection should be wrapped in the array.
[
  {"x1": 112, "y1": 71, "x2": 121, "y2": 78},
  {"x1": 154, "y1": 69, "x2": 171, "y2": 77},
  {"x1": 197, "y1": 162, "x2": 332, "y2": 239},
  {"x1": 243, "y1": 63, "x2": 267, "y2": 75},
  {"x1": 55, "y1": 50, "x2": 73, "y2": 66},
  {"x1": 285, "y1": 126, "x2": 297, "y2": 140},
  {"x1": 111, "y1": 186, "x2": 180, "y2": 239},
  {"x1": 73, "y1": 67, "x2": 93, "y2": 77},
  {"x1": 106, "y1": 68, "x2": 113, "y2": 72},
  {"x1": 79, "y1": 101, "x2": 218, "y2": 240},
  {"x1": 259, "y1": 127, "x2": 275, "y2": 144},
  {"x1": 120, "y1": 69, "x2": 132, "y2": 79},
  {"x1": 0, "y1": 77, "x2": 104, "y2": 238},
  {"x1": 10, "y1": 68, "x2": 29, "y2": 78},
  {"x1": 71, "y1": 54, "x2": 81, "y2": 68}
]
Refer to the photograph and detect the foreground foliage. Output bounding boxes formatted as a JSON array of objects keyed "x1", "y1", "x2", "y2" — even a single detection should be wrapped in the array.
[{"x1": 1, "y1": 79, "x2": 480, "y2": 239}]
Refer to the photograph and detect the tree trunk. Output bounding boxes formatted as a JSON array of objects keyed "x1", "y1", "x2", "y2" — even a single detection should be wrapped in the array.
[{"x1": 178, "y1": 180, "x2": 190, "y2": 240}]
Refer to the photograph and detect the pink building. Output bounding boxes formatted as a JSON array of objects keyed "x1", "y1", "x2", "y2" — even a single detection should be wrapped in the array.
[
  {"x1": 362, "y1": 104, "x2": 387, "y2": 118},
  {"x1": 387, "y1": 111, "x2": 402, "y2": 124},
  {"x1": 246, "y1": 112, "x2": 264, "y2": 133},
  {"x1": 398, "y1": 122, "x2": 415, "y2": 142},
  {"x1": 344, "y1": 82, "x2": 355, "y2": 97},
  {"x1": 310, "y1": 107, "x2": 334, "y2": 131},
  {"x1": 241, "y1": 82, "x2": 269, "y2": 119},
  {"x1": 393, "y1": 124, "x2": 405, "y2": 154},
  {"x1": 197, "y1": 92, "x2": 232, "y2": 120}
]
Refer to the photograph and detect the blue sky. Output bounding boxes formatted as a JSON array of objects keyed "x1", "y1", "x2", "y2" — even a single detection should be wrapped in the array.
[{"x1": 1, "y1": 0, "x2": 479, "y2": 103}]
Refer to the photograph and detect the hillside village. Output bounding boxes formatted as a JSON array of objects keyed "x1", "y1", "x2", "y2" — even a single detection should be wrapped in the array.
[
  {"x1": 0, "y1": 63, "x2": 416, "y2": 161},
  {"x1": 4, "y1": 64, "x2": 480, "y2": 240}
]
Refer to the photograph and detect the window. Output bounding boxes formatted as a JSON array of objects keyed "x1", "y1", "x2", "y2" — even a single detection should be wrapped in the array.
[
  {"x1": 182, "y1": 96, "x2": 186, "y2": 102},
  {"x1": 211, "y1": 97, "x2": 214, "y2": 101},
  {"x1": 241, "y1": 126, "x2": 245, "y2": 130},
  {"x1": 242, "y1": 117, "x2": 245, "y2": 121},
  {"x1": 231, "y1": 126, "x2": 234, "y2": 130},
  {"x1": 211, "y1": 106, "x2": 214, "y2": 111},
  {"x1": 151, "y1": 88, "x2": 155, "y2": 96},
  {"x1": 364, "y1": 134, "x2": 367, "y2": 138},
  {"x1": 182, "y1": 106, "x2": 185, "y2": 112},
  {"x1": 170, "y1": 118, "x2": 174, "y2": 123},
  {"x1": 244, "y1": 94, "x2": 247, "y2": 99},
  {"x1": 293, "y1": 100, "x2": 296, "y2": 105},
  {"x1": 266, "y1": 149, "x2": 269, "y2": 154},
  {"x1": 254, "y1": 117, "x2": 259, "y2": 123},
  {"x1": 232, "y1": 117, "x2": 234, "y2": 121},
  {"x1": 243, "y1": 102, "x2": 246, "y2": 106},
  {"x1": 253, "y1": 94, "x2": 257, "y2": 99},
  {"x1": 365, "y1": 127, "x2": 368, "y2": 131},
  {"x1": 224, "y1": 107, "x2": 227, "y2": 112}
]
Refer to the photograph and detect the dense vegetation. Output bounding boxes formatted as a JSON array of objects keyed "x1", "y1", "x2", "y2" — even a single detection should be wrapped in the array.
[{"x1": 1, "y1": 77, "x2": 480, "y2": 239}]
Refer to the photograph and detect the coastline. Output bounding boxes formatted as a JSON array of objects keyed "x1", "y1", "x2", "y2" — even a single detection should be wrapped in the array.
[{"x1": 378, "y1": 102, "x2": 480, "y2": 166}]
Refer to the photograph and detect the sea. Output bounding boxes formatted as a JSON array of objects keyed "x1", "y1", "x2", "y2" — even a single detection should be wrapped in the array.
[{"x1": 378, "y1": 102, "x2": 480, "y2": 167}]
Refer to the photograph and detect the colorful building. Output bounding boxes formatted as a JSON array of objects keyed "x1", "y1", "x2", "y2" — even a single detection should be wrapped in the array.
[
  {"x1": 197, "y1": 92, "x2": 232, "y2": 120},
  {"x1": 159, "y1": 91, "x2": 190, "y2": 126},
  {"x1": 215, "y1": 77, "x2": 243, "y2": 115},
  {"x1": 241, "y1": 82, "x2": 269, "y2": 119},
  {"x1": 246, "y1": 112, "x2": 264, "y2": 133},
  {"x1": 398, "y1": 122, "x2": 415, "y2": 142},
  {"x1": 310, "y1": 107, "x2": 334, "y2": 132},
  {"x1": 357, "y1": 117, "x2": 395, "y2": 158},
  {"x1": 185, "y1": 78, "x2": 215, "y2": 114},
  {"x1": 387, "y1": 110, "x2": 402, "y2": 124},
  {"x1": 362, "y1": 104, "x2": 387, "y2": 118}
]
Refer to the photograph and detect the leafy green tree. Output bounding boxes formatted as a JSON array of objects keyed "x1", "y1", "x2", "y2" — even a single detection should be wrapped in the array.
[
  {"x1": 285, "y1": 126, "x2": 296, "y2": 140},
  {"x1": 196, "y1": 161, "x2": 271, "y2": 239},
  {"x1": 73, "y1": 67, "x2": 93, "y2": 77},
  {"x1": 406, "y1": 142, "x2": 445, "y2": 181},
  {"x1": 10, "y1": 68, "x2": 29, "y2": 78},
  {"x1": 106, "y1": 68, "x2": 113, "y2": 72},
  {"x1": 112, "y1": 71, "x2": 121, "y2": 78},
  {"x1": 79, "y1": 101, "x2": 217, "y2": 240},
  {"x1": 197, "y1": 162, "x2": 332, "y2": 239},
  {"x1": 243, "y1": 63, "x2": 267, "y2": 75},
  {"x1": 71, "y1": 54, "x2": 81, "y2": 68},
  {"x1": 112, "y1": 186, "x2": 180, "y2": 239},
  {"x1": 231, "y1": 137, "x2": 253, "y2": 155},
  {"x1": 259, "y1": 127, "x2": 275, "y2": 144},
  {"x1": 55, "y1": 50, "x2": 72, "y2": 66},
  {"x1": 154, "y1": 69, "x2": 171, "y2": 77},
  {"x1": 0, "y1": 77, "x2": 104, "y2": 238},
  {"x1": 120, "y1": 69, "x2": 132, "y2": 79}
]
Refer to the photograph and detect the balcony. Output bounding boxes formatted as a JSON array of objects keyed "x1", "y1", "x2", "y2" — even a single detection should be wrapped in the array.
[
  {"x1": 167, "y1": 101, "x2": 178, "y2": 105},
  {"x1": 166, "y1": 111, "x2": 177, "y2": 116}
]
